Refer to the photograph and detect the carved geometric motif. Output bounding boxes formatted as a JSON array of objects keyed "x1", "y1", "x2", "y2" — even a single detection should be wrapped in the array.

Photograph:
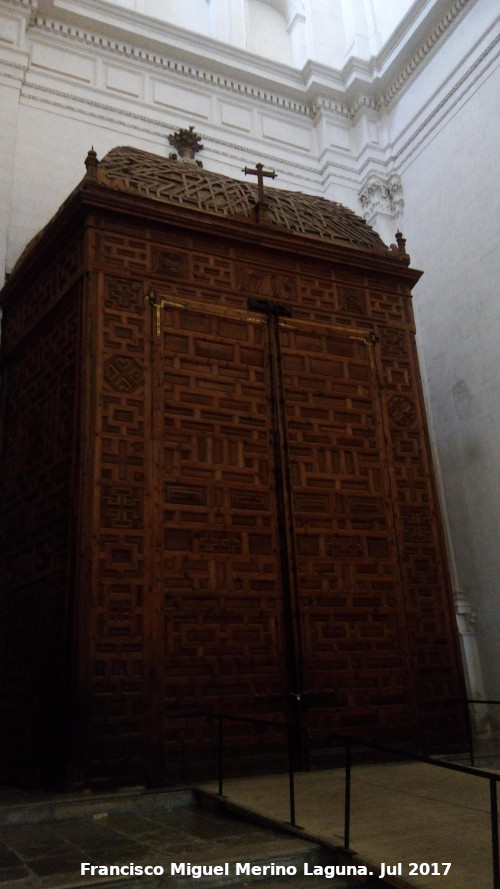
[
  {"x1": 88, "y1": 271, "x2": 148, "y2": 784},
  {"x1": 326, "y1": 535, "x2": 364, "y2": 558},
  {"x1": 99, "y1": 235, "x2": 148, "y2": 273},
  {"x1": 400, "y1": 507, "x2": 434, "y2": 544},
  {"x1": 235, "y1": 266, "x2": 297, "y2": 302},
  {"x1": 100, "y1": 486, "x2": 143, "y2": 529},
  {"x1": 192, "y1": 254, "x2": 233, "y2": 289},
  {"x1": 277, "y1": 319, "x2": 410, "y2": 739},
  {"x1": 388, "y1": 394, "x2": 418, "y2": 427},
  {"x1": 380, "y1": 327, "x2": 407, "y2": 356},
  {"x1": 337, "y1": 285, "x2": 366, "y2": 315},
  {"x1": 152, "y1": 248, "x2": 189, "y2": 277},
  {"x1": 368, "y1": 289, "x2": 406, "y2": 324},
  {"x1": 2, "y1": 236, "x2": 84, "y2": 355},
  {"x1": 104, "y1": 277, "x2": 143, "y2": 312},
  {"x1": 103, "y1": 355, "x2": 143, "y2": 392},
  {"x1": 198, "y1": 531, "x2": 242, "y2": 553}
]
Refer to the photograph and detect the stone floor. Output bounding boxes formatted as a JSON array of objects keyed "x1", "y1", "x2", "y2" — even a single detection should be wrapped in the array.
[
  {"x1": 0, "y1": 790, "x2": 360, "y2": 889},
  {"x1": 0, "y1": 759, "x2": 499, "y2": 889},
  {"x1": 198, "y1": 760, "x2": 500, "y2": 889}
]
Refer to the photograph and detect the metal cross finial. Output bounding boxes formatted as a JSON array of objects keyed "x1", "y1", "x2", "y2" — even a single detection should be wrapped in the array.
[{"x1": 243, "y1": 162, "x2": 277, "y2": 204}]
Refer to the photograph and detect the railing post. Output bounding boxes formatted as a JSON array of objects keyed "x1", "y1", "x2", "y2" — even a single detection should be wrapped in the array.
[
  {"x1": 287, "y1": 725, "x2": 296, "y2": 827},
  {"x1": 217, "y1": 716, "x2": 224, "y2": 797},
  {"x1": 344, "y1": 737, "x2": 351, "y2": 851},
  {"x1": 490, "y1": 777, "x2": 499, "y2": 889}
]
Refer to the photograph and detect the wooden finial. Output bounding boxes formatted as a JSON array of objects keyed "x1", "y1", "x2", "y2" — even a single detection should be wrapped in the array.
[
  {"x1": 85, "y1": 147, "x2": 98, "y2": 181},
  {"x1": 395, "y1": 230, "x2": 406, "y2": 253}
]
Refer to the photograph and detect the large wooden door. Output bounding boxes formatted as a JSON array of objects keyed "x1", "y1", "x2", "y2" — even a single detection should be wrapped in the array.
[
  {"x1": 149, "y1": 292, "x2": 416, "y2": 777},
  {"x1": 153, "y1": 297, "x2": 288, "y2": 777},
  {"x1": 278, "y1": 317, "x2": 416, "y2": 747}
]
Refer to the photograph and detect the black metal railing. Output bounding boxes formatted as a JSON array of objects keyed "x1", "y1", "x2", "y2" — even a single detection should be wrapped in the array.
[
  {"x1": 452, "y1": 698, "x2": 500, "y2": 766},
  {"x1": 329, "y1": 732, "x2": 500, "y2": 889},
  {"x1": 210, "y1": 714, "x2": 500, "y2": 888},
  {"x1": 211, "y1": 713, "x2": 309, "y2": 827}
]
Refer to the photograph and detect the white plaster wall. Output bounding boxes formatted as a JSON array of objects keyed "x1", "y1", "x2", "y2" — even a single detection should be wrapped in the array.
[
  {"x1": 0, "y1": 83, "x2": 20, "y2": 280},
  {"x1": 370, "y1": 0, "x2": 415, "y2": 45},
  {"x1": 400, "y1": 55, "x2": 500, "y2": 699},
  {"x1": 6, "y1": 103, "x2": 162, "y2": 272}
]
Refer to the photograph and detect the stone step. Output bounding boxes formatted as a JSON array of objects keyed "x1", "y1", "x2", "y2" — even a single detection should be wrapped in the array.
[
  {"x1": 0, "y1": 786, "x2": 193, "y2": 826},
  {"x1": 0, "y1": 788, "x2": 372, "y2": 889}
]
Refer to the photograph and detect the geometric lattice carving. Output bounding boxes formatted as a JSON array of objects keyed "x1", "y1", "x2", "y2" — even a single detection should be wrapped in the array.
[
  {"x1": 380, "y1": 327, "x2": 407, "y2": 355},
  {"x1": 400, "y1": 506, "x2": 434, "y2": 544},
  {"x1": 198, "y1": 531, "x2": 242, "y2": 554},
  {"x1": 98, "y1": 146, "x2": 386, "y2": 249},
  {"x1": 235, "y1": 265, "x2": 297, "y2": 301},
  {"x1": 103, "y1": 355, "x2": 143, "y2": 392},
  {"x1": 387, "y1": 393, "x2": 418, "y2": 427},
  {"x1": 152, "y1": 249, "x2": 189, "y2": 277},
  {"x1": 337, "y1": 285, "x2": 366, "y2": 314}
]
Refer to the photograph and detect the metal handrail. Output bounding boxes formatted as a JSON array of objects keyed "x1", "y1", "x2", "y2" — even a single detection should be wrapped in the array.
[
  {"x1": 449, "y1": 697, "x2": 500, "y2": 765},
  {"x1": 210, "y1": 713, "x2": 310, "y2": 827},
  {"x1": 328, "y1": 732, "x2": 500, "y2": 889},
  {"x1": 462, "y1": 699, "x2": 500, "y2": 705},
  {"x1": 210, "y1": 713, "x2": 500, "y2": 886}
]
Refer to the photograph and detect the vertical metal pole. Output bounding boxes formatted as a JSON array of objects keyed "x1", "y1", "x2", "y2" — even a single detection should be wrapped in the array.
[
  {"x1": 344, "y1": 738, "x2": 351, "y2": 851},
  {"x1": 287, "y1": 726, "x2": 296, "y2": 827},
  {"x1": 464, "y1": 699, "x2": 475, "y2": 767},
  {"x1": 490, "y1": 778, "x2": 500, "y2": 889},
  {"x1": 217, "y1": 717, "x2": 224, "y2": 797}
]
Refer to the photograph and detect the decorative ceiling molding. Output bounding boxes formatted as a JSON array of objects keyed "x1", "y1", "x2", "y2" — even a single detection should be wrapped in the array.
[
  {"x1": 22, "y1": 0, "x2": 476, "y2": 122},
  {"x1": 30, "y1": 15, "x2": 313, "y2": 117},
  {"x1": 378, "y1": 0, "x2": 471, "y2": 108}
]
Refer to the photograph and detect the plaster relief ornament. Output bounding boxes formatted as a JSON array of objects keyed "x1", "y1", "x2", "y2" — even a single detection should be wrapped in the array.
[{"x1": 168, "y1": 126, "x2": 204, "y2": 166}]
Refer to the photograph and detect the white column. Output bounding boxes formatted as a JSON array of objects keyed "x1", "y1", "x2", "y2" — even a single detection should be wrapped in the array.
[
  {"x1": 288, "y1": 11, "x2": 308, "y2": 68},
  {"x1": 455, "y1": 591, "x2": 492, "y2": 739}
]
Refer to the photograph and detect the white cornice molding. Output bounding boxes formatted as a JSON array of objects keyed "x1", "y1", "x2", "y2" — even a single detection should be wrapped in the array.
[
  {"x1": 394, "y1": 26, "x2": 500, "y2": 169},
  {"x1": 30, "y1": 16, "x2": 314, "y2": 117},
  {"x1": 33, "y1": 0, "x2": 306, "y2": 92},
  {"x1": 377, "y1": 0, "x2": 473, "y2": 108},
  {"x1": 19, "y1": 0, "x2": 478, "y2": 121}
]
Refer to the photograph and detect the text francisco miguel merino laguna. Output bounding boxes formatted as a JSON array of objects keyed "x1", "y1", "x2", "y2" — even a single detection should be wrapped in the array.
[{"x1": 81, "y1": 861, "x2": 412, "y2": 879}]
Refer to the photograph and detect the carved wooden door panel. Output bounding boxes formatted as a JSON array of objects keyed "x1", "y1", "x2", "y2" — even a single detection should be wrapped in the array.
[
  {"x1": 277, "y1": 319, "x2": 415, "y2": 744},
  {"x1": 153, "y1": 297, "x2": 288, "y2": 776},
  {"x1": 150, "y1": 294, "x2": 416, "y2": 776}
]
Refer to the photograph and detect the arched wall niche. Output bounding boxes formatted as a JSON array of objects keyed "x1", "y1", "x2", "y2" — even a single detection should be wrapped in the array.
[
  {"x1": 244, "y1": 0, "x2": 299, "y2": 65},
  {"x1": 142, "y1": 0, "x2": 211, "y2": 34}
]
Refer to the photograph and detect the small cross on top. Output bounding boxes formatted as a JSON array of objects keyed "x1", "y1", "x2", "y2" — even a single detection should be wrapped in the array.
[{"x1": 243, "y1": 162, "x2": 277, "y2": 204}]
